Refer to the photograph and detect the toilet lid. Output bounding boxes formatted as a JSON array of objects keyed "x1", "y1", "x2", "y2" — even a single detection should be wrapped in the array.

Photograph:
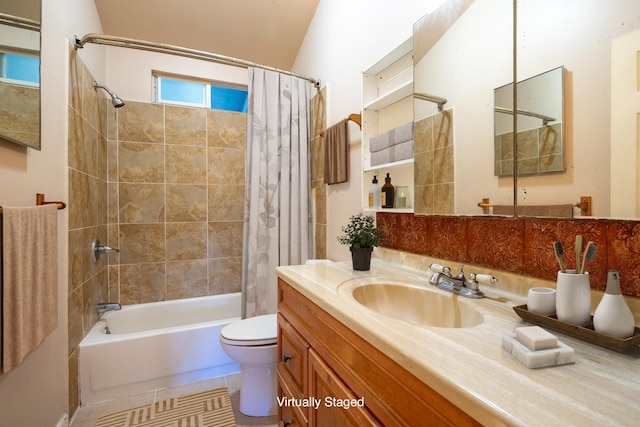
[{"x1": 220, "y1": 313, "x2": 277, "y2": 346}]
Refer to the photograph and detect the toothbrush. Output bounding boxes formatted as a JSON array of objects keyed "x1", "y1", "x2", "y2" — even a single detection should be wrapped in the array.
[
  {"x1": 553, "y1": 241, "x2": 566, "y2": 273},
  {"x1": 579, "y1": 241, "x2": 598, "y2": 274},
  {"x1": 575, "y1": 235, "x2": 583, "y2": 273}
]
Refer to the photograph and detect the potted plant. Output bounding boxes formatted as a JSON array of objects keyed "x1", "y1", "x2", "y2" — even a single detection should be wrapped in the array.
[{"x1": 337, "y1": 213, "x2": 387, "y2": 271}]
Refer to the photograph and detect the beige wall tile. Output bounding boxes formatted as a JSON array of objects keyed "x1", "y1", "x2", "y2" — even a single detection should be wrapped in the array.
[
  {"x1": 166, "y1": 145, "x2": 207, "y2": 184},
  {"x1": 118, "y1": 141, "x2": 165, "y2": 183},
  {"x1": 166, "y1": 105, "x2": 207, "y2": 146},
  {"x1": 166, "y1": 260, "x2": 208, "y2": 300},
  {"x1": 207, "y1": 147, "x2": 244, "y2": 185},
  {"x1": 166, "y1": 222, "x2": 208, "y2": 261},
  {"x1": 208, "y1": 222, "x2": 243, "y2": 258},
  {"x1": 208, "y1": 185, "x2": 244, "y2": 221},
  {"x1": 208, "y1": 257, "x2": 242, "y2": 294},
  {"x1": 119, "y1": 183, "x2": 165, "y2": 223},
  {"x1": 119, "y1": 262, "x2": 166, "y2": 304},
  {"x1": 207, "y1": 110, "x2": 246, "y2": 149},
  {"x1": 166, "y1": 184, "x2": 207, "y2": 222},
  {"x1": 118, "y1": 101, "x2": 165, "y2": 143},
  {"x1": 119, "y1": 223, "x2": 166, "y2": 264}
]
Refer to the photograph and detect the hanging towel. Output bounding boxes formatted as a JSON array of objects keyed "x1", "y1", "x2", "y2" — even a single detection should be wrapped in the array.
[
  {"x1": 1, "y1": 204, "x2": 58, "y2": 376},
  {"x1": 324, "y1": 119, "x2": 350, "y2": 185}
]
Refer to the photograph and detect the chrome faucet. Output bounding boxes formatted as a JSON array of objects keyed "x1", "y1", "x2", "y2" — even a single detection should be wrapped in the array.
[
  {"x1": 428, "y1": 264, "x2": 494, "y2": 299},
  {"x1": 95, "y1": 302, "x2": 122, "y2": 314}
]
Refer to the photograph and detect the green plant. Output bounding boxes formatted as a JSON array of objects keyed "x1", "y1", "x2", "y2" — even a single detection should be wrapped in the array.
[{"x1": 337, "y1": 213, "x2": 387, "y2": 249}]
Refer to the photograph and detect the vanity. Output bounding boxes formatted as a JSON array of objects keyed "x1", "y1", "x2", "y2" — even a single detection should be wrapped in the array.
[{"x1": 276, "y1": 253, "x2": 640, "y2": 426}]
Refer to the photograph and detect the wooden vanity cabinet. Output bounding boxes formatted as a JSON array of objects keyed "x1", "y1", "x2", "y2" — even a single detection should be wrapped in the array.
[{"x1": 277, "y1": 277, "x2": 481, "y2": 427}]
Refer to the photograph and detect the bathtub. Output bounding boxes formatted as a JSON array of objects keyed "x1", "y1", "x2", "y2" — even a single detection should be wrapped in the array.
[{"x1": 79, "y1": 293, "x2": 241, "y2": 405}]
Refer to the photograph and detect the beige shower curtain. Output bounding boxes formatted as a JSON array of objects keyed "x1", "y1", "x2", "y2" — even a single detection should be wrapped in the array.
[{"x1": 242, "y1": 68, "x2": 313, "y2": 317}]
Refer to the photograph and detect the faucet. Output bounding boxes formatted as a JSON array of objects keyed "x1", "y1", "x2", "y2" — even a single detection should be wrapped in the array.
[
  {"x1": 95, "y1": 302, "x2": 122, "y2": 314},
  {"x1": 428, "y1": 264, "x2": 495, "y2": 299}
]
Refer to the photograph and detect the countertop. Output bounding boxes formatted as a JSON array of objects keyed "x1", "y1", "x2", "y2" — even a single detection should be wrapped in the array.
[{"x1": 275, "y1": 255, "x2": 640, "y2": 427}]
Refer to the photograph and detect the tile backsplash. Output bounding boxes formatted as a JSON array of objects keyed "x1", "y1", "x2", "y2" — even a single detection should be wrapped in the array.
[{"x1": 378, "y1": 212, "x2": 640, "y2": 297}]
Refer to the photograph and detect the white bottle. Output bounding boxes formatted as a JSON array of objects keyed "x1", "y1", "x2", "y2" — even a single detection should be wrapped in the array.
[
  {"x1": 368, "y1": 175, "x2": 381, "y2": 208},
  {"x1": 593, "y1": 270, "x2": 636, "y2": 339}
]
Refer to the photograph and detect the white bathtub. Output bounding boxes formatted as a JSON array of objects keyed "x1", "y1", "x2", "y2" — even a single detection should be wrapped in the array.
[{"x1": 79, "y1": 293, "x2": 241, "y2": 405}]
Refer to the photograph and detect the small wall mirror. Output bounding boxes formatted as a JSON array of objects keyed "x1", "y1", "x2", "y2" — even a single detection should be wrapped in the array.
[
  {"x1": 0, "y1": 1, "x2": 41, "y2": 150},
  {"x1": 494, "y1": 66, "x2": 565, "y2": 176}
]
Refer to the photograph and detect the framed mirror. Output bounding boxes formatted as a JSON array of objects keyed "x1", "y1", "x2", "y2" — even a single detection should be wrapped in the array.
[
  {"x1": 494, "y1": 66, "x2": 565, "y2": 177},
  {"x1": 0, "y1": 1, "x2": 41, "y2": 150}
]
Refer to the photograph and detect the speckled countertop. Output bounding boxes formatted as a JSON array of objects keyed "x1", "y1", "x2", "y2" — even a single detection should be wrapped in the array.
[{"x1": 275, "y1": 249, "x2": 640, "y2": 427}]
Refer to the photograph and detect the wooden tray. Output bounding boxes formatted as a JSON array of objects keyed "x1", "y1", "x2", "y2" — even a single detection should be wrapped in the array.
[{"x1": 513, "y1": 305, "x2": 640, "y2": 353}]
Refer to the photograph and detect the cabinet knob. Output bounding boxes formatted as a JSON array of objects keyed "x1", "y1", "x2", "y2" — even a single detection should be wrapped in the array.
[
  {"x1": 282, "y1": 421, "x2": 292, "y2": 427},
  {"x1": 282, "y1": 354, "x2": 292, "y2": 363}
]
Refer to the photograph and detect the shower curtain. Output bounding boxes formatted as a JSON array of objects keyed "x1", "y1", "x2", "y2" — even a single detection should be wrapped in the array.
[{"x1": 242, "y1": 68, "x2": 314, "y2": 317}]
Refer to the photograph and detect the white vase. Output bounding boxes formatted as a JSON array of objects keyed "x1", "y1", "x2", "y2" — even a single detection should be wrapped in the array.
[
  {"x1": 593, "y1": 270, "x2": 636, "y2": 339},
  {"x1": 556, "y1": 270, "x2": 592, "y2": 325}
]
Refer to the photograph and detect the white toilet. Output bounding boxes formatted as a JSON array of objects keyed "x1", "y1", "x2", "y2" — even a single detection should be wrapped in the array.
[{"x1": 220, "y1": 313, "x2": 278, "y2": 417}]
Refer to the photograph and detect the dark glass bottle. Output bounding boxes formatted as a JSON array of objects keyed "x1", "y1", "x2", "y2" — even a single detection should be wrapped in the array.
[{"x1": 381, "y1": 173, "x2": 395, "y2": 208}]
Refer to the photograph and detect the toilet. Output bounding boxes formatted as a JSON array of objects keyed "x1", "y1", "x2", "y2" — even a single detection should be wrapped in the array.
[{"x1": 220, "y1": 313, "x2": 278, "y2": 417}]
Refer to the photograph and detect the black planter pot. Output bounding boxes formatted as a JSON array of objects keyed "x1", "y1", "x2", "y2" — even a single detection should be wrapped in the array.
[{"x1": 350, "y1": 246, "x2": 373, "y2": 271}]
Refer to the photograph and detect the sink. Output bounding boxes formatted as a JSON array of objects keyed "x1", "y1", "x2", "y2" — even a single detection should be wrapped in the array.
[{"x1": 343, "y1": 282, "x2": 484, "y2": 328}]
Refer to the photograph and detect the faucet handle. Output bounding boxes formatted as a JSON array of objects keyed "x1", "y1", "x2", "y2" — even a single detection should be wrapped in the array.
[{"x1": 429, "y1": 263, "x2": 451, "y2": 275}]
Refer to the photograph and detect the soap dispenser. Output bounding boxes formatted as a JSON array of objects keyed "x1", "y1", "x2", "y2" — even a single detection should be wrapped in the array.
[
  {"x1": 381, "y1": 173, "x2": 395, "y2": 209},
  {"x1": 593, "y1": 270, "x2": 636, "y2": 338},
  {"x1": 368, "y1": 175, "x2": 381, "y2": 208}
]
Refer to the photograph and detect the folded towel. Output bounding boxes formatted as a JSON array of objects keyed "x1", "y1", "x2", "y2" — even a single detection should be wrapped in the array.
[
  {"x1": 324, "y1": 119, "x2": 350, "y2": 185},
  {"x1": 369, "y1": 121, "x2": 414, "y2": 153},
  {"x1": 2, "y1": 204, "x2": 58, "y2": 376},
  {"x1": 392, "y1": 139, "x2": 414, "y2": 161},
  {"x1": 492, "y1": 204, "x2": 573, "y2": 218},
  {"x1": 371, "y1": 148, "x2": 393, "y2": 166}
]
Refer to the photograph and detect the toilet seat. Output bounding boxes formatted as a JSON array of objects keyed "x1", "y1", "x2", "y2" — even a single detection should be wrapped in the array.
[{"x1": 220, "y1": 313, "x2": 277, "y2": 346}]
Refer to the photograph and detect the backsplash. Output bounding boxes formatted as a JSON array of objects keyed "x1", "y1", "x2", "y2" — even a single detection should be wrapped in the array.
[{"x1": 377, "y1": 212, "x2": 640, "y2": 297}]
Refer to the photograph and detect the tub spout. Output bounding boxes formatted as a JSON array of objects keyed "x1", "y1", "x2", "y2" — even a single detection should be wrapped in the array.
[{"x1": 96, "y1": 302, "x2": 122, "y2": 314}]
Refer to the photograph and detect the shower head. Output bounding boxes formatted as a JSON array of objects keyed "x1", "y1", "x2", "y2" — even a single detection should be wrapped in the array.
[{"x1": 93, "y1": 81, "x2": 125, "y2": 108}]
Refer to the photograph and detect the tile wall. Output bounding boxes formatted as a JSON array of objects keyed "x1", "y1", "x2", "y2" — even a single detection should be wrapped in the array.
[
  {"x1": 495, "y1": 123, "x2": 563, "y2": 176},
  {"x1": 413, "y1": 109, "x2": 454, "y2": 215},
  {"x1": 310, "y1": 87, "x2": 327, "y2": 258},
  {"x1": 378, "y1": 212, "x2": 640, "y2": 297}
]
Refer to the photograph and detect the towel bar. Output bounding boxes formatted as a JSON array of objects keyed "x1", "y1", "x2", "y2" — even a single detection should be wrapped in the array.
[
  {"x1": 477, "y1": 196, "x2": 592, "y2": 216},
  {"x1": 0, "y1": 193, "x2": 67, "y2": 214}
]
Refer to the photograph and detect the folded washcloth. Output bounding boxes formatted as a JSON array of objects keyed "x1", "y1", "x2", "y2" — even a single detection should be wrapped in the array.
[{"x1": 369, "y1": 121, "x2": 414, "y2": 153}]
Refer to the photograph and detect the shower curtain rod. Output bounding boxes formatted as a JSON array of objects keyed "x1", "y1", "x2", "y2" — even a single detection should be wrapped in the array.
[
  {"x1": 0, "y1": 13, "x2": 40, "y2": 32},
  {"x1": 414, "y1": 92, "x2": 447, "y2": 111},
  {"x1": 74, "y1": 33, "x2": 320, "y2": 88}
]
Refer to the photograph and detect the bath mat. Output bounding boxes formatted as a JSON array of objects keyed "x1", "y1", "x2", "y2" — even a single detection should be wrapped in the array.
[{"x1": 95, "y1": 387, "x2": 235, "y2": 427}]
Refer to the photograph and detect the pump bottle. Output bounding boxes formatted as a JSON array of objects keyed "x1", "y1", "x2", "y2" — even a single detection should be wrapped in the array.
[{"x1": 368, "y1": 175, "x2": 381, "y2": 208}]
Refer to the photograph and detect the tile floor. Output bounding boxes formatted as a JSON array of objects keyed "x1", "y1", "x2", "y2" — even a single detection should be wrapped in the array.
[{"x1": 69, "y1": 373, "x2": 277, "y2": 427}]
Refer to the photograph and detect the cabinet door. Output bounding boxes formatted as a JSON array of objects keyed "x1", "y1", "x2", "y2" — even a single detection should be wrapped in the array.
[
  {"x1": 308, "y1": 349, "x2": 381, "y2": 427},
  {"x1": 278, "y1": 313, "x2": 309, "y2": 396},
  {"x1": 278, "y1": 374, "x2": 308, "y2": 427}
]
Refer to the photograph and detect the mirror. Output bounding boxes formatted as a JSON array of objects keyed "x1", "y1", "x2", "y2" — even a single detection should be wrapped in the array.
[
  {"x1": 0, "y1": 1, "x2": 41, "y2": 150},
  {"x1": 516, "y1": 0, "x2": 640, "y2": 218},
  {"x1": 413, "y1": 0, "x2": 514, "y2": 215},
  {"x1": 414, "y1": 0, "x2": 640, "y2": 219},
  {"x1": 494, "y1": 66, "x2": 565, "y2": 177}
]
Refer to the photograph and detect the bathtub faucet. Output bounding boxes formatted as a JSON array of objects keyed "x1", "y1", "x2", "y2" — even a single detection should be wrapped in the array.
[{"x1": 96, "y1": 302, "x2": 122, "y2": 314}]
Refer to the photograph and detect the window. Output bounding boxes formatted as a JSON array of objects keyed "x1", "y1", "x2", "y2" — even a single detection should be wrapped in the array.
[
  {"x1": 0, "y1": 51, "x2": 40, "y2": 86},
  {"x1": 154, "y1": 74, "x2": 248, "y2": 113}
]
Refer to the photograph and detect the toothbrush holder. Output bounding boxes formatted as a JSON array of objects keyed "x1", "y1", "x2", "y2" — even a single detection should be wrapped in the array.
[{"x1": 556, "y1": 270, "x2": 592, "y2": 325}]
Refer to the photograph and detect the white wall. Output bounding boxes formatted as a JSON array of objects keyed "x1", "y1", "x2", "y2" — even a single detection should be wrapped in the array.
[
  {"x1": 292, "y1": 0, "x2": 447, "y2": 261},
  {"x1": 0, "y1": 0, "x2": 103, "y2": 425}
]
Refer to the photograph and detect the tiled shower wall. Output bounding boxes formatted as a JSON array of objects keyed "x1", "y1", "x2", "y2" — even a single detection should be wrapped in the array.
[
  {"x1": 67, "y1": 49, "x2": 246, "y2": 414},
  {"x1": 106, "y1": 102, "x2": 245, "y2": 305},
  {"x1": 310, "y1": 87, "x2": 327, "y2": 258},
  {"x1": 68, "y1": 48, "x2": 109, "y2": 417}
]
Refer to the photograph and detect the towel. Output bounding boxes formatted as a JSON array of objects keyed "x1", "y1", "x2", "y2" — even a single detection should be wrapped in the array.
[
  {"x1": 369, "y1": 121, "x2": 414, "y2": 153},
  {"x1": 493, "y1": 204, "x2": 574, "y2": 218},
  {"x1": 324, "y1": 119, "x2": 349, "y2": 185},
  {"x1": 1, "y1": 204, "x2": 58, "y2": 376}
]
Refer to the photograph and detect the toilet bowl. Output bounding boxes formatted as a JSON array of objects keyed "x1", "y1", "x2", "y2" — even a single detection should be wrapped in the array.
[{"x1": 220, "y1": 313, "x2": 278, "y2": 417}]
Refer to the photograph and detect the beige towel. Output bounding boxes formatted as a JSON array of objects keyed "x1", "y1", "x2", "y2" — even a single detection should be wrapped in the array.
[
  {"x1": 324, "y1": 119, "x2": 349, "y2": 185},
  {"x1": 2, "y1": 204, "x2": 58, "y2": 376},
  {"x1": 493, "y1": 204, "x2": 574, "y2": 218}
]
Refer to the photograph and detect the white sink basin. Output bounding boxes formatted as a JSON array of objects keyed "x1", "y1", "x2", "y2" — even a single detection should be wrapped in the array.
[{"x1": 340, "y1": 282, "x2": 484, "y2": 328}]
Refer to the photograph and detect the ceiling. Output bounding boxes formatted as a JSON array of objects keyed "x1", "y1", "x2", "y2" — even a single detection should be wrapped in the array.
[{"x1": 93, "y1": 0, "x2": 320, "y2": 70}]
